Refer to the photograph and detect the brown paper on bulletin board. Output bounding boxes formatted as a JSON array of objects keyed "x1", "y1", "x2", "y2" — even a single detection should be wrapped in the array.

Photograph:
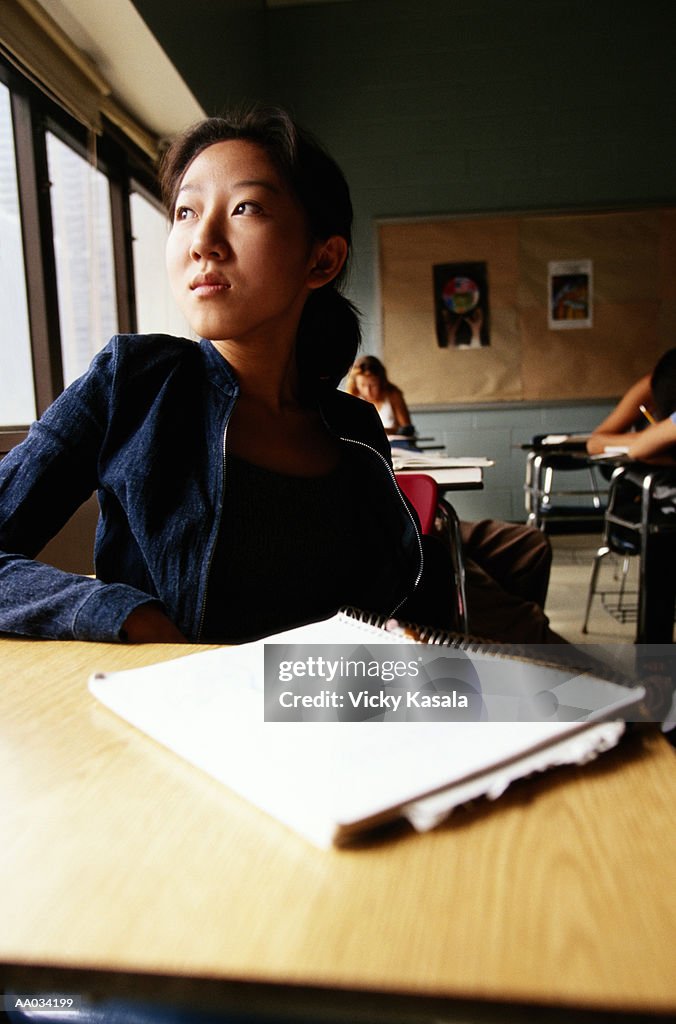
[{"x1": 378, "y1": 208, "x2": 676, "y2": 404}]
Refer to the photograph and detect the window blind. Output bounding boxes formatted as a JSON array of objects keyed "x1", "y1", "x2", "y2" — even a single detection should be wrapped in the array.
[{"x1": 0, "y1": 0, "x2": 159, "y2": 159}]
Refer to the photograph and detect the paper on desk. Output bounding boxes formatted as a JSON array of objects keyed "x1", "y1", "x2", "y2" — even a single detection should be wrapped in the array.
[
  {"x1": 89, "y1": 615, "x2": 640, "y2": 848},
  {"x1": 538, "y1": 433, "x2": 591, "y2": 445},
  {"x1": 392, "y1": 450, "x2": 494, "y2": 470}
]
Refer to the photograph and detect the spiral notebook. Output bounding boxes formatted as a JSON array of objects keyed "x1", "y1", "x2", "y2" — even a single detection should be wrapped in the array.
[{"x1": 89, "y1": 610, "x2": 645, "y2": 848}]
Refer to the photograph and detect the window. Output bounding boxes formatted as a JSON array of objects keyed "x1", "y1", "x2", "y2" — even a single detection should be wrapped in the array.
[
  {"x1": 130, "y1": 189, "x2": 193, "y2": 339},
  {"x1": 46, "y1": 131, "x2": 118, "y2": 386},
  {"x1": 0, "y1": 54, "x2": 168, "y2": 433},
  {"x1": 0, "y1": 81, "x2": 36, "y2": 426}
]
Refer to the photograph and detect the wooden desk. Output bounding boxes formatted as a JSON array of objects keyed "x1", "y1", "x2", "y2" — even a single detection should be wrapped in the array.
[{"x1": 1, "y1": 639, "x2": 675, "y2": 1020}]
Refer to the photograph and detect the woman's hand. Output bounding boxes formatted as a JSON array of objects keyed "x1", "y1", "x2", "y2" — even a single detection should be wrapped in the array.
[
  {"x1": 121, "y1": 604, "x2": 188, "y2": 643},
  {"x1": 586, "y1": 432, "x2": 627, "y2": 454},
  {"x1": 627, "y1": 417, "x2": 676, "y2": 461},
  {"x1": 587, "y1": 419, "x2": 676, "y2": 461}
]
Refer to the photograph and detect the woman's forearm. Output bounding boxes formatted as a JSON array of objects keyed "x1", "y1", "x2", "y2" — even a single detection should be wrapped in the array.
[{"x1": 627, "y1": 418, "x2": 676, "y2": 460}]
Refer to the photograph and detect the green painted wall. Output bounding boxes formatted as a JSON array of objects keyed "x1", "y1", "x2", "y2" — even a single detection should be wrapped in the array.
[
  {"x1": 263, "y1": 0, "x2": 676, "y2": 520},
  {"x1": 265, "y1": 0, "x2": 676, "y2": 351},
  {"x1": 129, "y1": 0, "x2": 676, "y2": 520},
  {"x1": 130, "y1": 0, "x2": 676, "y2": 355}
]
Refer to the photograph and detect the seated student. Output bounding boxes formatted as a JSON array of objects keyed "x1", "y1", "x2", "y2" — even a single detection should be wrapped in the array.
[
  {"x1": 588, "y1": 349, "x2": 676, "y2": 649},
  {"x1": 0, "y1": 106, "x2": 456, "y2": 643},
  {"x1": 347, "y1": 357, "x2": 566, "y2": 643},
  {"x1": 347, "y1": 355, "x2": 415, "y2": 439},
  {"x1": 587, "y1": 347, "x2": 676, "y2": 460}
]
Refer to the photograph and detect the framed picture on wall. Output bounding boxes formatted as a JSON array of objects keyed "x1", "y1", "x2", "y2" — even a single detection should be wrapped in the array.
[
  {"x1": 433, "y1": 261, "x2": 490, "y2": 348},
  {"x1": 548, "y1": 259, "x2": 593, "y2": 329}
]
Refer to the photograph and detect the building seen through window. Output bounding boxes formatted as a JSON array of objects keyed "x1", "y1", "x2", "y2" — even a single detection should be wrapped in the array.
[
  {"x1": 0, "y1": 81, "x2": 36, "y2": 427},
  {"x1": 0, "y1": 54, "x2": 181, "y2": 436},
  {"x1": 46, "y1": 131, "x2": 118, "y2": 387},
  {"x1": 130, "y1": 190, "x2": 193, "y2": 339}
]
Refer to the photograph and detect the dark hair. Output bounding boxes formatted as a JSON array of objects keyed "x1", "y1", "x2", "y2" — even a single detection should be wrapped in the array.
[
  {"x1": 651, "y1": 347, "x2": 676, "y2": 420},
  {"x1": 159, "y1": 105, "x2": 360, "y2": 389}
]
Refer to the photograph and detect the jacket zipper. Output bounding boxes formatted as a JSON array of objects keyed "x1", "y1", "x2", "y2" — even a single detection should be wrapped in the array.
[
  {"x1": 339, "y1": 435, "x2": 424, "y2": 616},
  {"x1": 196, "y1": 420, "x2": 229, "y2": 641}
]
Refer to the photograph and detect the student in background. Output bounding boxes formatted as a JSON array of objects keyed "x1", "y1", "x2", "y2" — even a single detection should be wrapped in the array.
[
  {"x1": 589, "y1": 349, "x2": 676, "y2": 655},
  {"x1": 346, "y1": 356, "x2": 415, "y2": 438},
  {"x1": 0, "y1": 106, "x2": 454, "y2": 643},
  {"x1": 348, "y1": 356, "x2": 566, "y2": 643},
  {"x1": 587, "y1": 347, "x2": 676, "y2": 459}
]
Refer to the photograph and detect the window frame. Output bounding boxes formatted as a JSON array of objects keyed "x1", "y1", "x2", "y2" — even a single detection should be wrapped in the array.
[{"x1": 0, "y1": 54, "x2": 163, "y2": 431}]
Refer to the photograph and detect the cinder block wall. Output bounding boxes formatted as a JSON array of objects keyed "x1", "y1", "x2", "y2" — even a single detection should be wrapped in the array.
[{"x1": 411, "y1": 400, "x2": 614, "y2": 522}]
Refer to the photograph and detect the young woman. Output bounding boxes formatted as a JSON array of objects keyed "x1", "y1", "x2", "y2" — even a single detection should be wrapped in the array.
[
  {"x1": 0, "y1": 107, "x2": 440, "y2": 643},
  {"x1": 587, "y1": 347, "x2": 676, "y2": 460},
  {"x1": 346, "y1": 355, "x2": 414, "y2": 437}
]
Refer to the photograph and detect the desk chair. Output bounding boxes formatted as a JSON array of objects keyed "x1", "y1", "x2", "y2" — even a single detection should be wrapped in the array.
[
  {"x1": 395, "y1": 472, "x2": 468, "y2": 633},
  {"x1": 524, "y1": 438, "x2": 606, "y2": 531},
  {"x1": 582, "y1": 463, "x2": 676, "y2": 642}
]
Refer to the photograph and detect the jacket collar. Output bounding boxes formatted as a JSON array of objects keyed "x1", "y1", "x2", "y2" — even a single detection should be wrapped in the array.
[
  {"x1": 197, "y1": 342, "x2": 389, "y2": 459},
  {"x1": 199, "y1": 338, "x2": 240, "y2": 397}
]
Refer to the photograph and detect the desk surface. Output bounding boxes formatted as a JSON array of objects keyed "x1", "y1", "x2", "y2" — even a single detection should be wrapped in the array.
[{"x1": 1, "y1": 639, "x2": 675, "y2": 1020}]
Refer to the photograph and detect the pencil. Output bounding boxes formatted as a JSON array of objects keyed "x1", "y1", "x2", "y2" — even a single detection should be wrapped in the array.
[{"x1": 639, "y1": 404, "x2": 656, "y2": 424}]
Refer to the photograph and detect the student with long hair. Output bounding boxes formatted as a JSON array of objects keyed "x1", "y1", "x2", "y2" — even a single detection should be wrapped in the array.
[
  {"x1": 587, "y1": 348, "x2": 676, "y2": 647},
  {"x1": 0, "y1": 106, "x2": 452, "y2": 642},
  {"x1": 346, "y1": 355, "x2": 413, "y2": 435}
]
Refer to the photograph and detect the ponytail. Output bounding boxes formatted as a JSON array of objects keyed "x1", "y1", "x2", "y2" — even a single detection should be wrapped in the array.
[{"x1": 296, "y1": 287, "x2": 361, "y2": 391}]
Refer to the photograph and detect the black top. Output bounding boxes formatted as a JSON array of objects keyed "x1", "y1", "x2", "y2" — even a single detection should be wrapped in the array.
[{"x1": 201, "y1": 449, "x2": 400, "y2": 642}]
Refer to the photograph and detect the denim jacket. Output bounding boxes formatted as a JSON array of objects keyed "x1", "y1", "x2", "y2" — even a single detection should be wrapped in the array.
[{"x1": 0, "y1": 335, "x2": 423, "y2": 641}]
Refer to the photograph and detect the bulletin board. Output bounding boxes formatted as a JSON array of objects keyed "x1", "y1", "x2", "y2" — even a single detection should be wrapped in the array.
[{"x1": 378, "y1": 208, "x2": 676, "y2": 404}]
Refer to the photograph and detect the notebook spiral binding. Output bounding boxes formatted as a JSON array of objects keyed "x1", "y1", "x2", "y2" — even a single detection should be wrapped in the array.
[
  {"x1": 341, "y1": 605, "x2": 521, "y2": 654},
  {"x1": 339, "y1": 606, "x2": 642, "y2": 694}
]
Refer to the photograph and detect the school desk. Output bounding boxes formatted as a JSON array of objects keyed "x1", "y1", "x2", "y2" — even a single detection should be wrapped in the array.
[{"x1": 1, "y1": 638, "x2": 674, "y2": 1021}]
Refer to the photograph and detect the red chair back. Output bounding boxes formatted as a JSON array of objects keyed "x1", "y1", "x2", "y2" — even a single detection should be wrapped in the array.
[{"x1": 395, "y1": 473, "x2": 438, "y2": 535}]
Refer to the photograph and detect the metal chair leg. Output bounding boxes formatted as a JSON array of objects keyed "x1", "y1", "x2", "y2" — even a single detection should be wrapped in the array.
[
  {"x1": 587, "y1": 464, "x2": 604, "y2": 510},
  {"x1": 617, "y1": 556, "x2": 631, "y2": 606},
  {"x1": 524, "y1": 452, "x2": 546, "y2": 529},
  {"x1": 523, "y1": 447, "x2": 609, "y2": 533},
  {"x1": 582, "y1": 544, "x2": 611, "y2": 633}
]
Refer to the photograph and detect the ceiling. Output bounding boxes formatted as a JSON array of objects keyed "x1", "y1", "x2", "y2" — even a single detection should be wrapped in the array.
[
  {"x1": 32, "y1": 0, "x2": 205, "y2": 139},
  {"x1": 31, "y1": 0, "x2": 355, "y2": 141},
  {"x1": 265, "y1": 0, "x2": 352, "y2": 4}
]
